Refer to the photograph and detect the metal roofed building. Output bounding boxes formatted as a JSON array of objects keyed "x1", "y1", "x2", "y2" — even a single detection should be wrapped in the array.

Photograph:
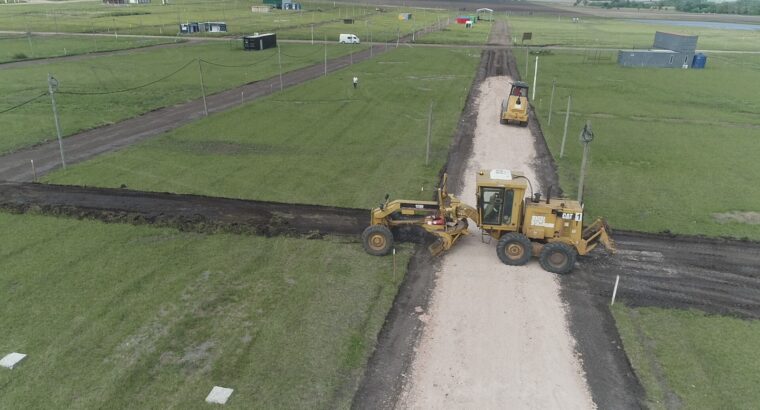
[{"x1": 618, "y1": 31, "x2": 698, "y2": 68}]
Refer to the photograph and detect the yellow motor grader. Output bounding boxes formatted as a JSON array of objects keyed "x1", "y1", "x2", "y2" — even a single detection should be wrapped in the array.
[
  {"x1": 361, "y1": 169, "x2": 615, "y2": 274},
  {"x1": 500, "y1": 81, "x2": 530, "y2": 126}
]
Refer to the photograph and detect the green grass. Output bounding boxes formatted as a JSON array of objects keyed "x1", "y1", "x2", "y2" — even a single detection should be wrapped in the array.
[
  {"x1": 509, "y1": 16, "x2": 760, "y2": 52},
  {"x1": 0, "y1": 40, "x2": 364, "y2": 154},
  {"x1": 0, "y1": 0, "x2": 348, "y2": 35},
  {"x1": 0, "y1": 212, "x2": 411, "y2": 409},
  {"x1": 0, "y1": 33, "x2": 176, "y2": 63},
  {"x1": 43, "y1": 46, "x2": 480, "y2": 208},
  {"x1": 416, "y1": 18, "x2": 492, "y2": 45},
  {"x1": 0, "y1": 0, "x2": 450, "y2": 41},
  {"x1": 514, "y1": 49, "x2": 760, "y2": 239},
  {"x1": 613, "y1": 305, "x2": 760, "y2": 409}
]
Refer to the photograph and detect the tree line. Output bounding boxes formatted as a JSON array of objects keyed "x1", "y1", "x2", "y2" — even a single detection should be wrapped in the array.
[{"x1": 574, "y1": 0, "x2": 760, "y2": 16}]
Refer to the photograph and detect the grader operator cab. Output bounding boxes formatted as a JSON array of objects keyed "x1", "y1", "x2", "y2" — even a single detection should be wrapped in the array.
[
  {"x1": 500, "y1": 81, "x2": 530, "y2": 126},
  {"x1": 361, "y1": 169, "x2": 615, "y2": 274}
]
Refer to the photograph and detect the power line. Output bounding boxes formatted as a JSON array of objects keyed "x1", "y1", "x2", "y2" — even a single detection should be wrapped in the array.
[
  {"x1": 0, "y1": 92, "x2": 46, "y2": 115},
  {"x1": 279, "y1": 47, "x2": 322, "y2": 59},
  {"x1": 199, "y1": 53, "x2": 276, "y2": 68},
  {"x1": 58, "y1": 59, "x2": 196, "y2": 95}
]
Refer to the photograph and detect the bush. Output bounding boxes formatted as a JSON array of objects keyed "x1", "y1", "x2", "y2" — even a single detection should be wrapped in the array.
[{"x1": 12, "y1": 52, "x2": 28, "y2": 60}]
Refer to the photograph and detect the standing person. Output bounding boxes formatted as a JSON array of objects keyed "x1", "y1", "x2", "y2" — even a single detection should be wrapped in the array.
[{"x1": 353, "y1": 76, "x2": 358, "y2": 88}]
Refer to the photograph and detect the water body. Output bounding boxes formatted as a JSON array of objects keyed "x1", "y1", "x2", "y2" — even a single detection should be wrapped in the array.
[{"x1": 631, "y1": 19, "x2": 760, "y2": 31}]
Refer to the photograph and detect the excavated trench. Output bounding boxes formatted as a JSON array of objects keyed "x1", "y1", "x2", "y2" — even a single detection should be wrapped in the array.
[{"x1": 0, "y1": 182, "x2": 368, "y2": 238}]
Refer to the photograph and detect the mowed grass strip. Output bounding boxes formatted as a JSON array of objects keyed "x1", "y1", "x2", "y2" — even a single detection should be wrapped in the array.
[
  {"x1": 612, "y1": 305, "x2": 760, "y2": 410},
  {"x1": 44, "y1": 47, "x2": 480, "y2": 208},
  {"x1": 0, "y1": 40, "x2": 362, "y2": 154},
  {"x1": 0, "y1": 34, "x2": 176, "y2": 63},
  {"x1": 0, "y1": 212, "x2": 411, "y2": 409},
  {"x1": 514, "y1": 49, "x2": 760, "y2": 239},
  {"x1": 0, "y1": 0, "x2": 348, "y2": 35},
  {"x1": 0, "y1": 0, "x2": 444, "y2": 40},
  {"x1": 415, "y1": 18, "x2": 493, "y2": 45},
  {"x1": 509, "y1": 16, "x2": 760, "y2": 51}
]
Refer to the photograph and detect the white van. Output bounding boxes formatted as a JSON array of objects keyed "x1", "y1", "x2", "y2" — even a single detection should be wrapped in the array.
[{"x1": 339, "y1": 34, "x2": 360, "y2": 44}]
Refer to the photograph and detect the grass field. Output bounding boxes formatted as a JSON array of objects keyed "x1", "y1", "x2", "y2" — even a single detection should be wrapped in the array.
[
  {"x1": 613, "y1": 305, "x2": 760, "y2": 409},
  {"x1": 43, "y1": 46, "x2": 480, "y2": 208},
  {"x1": 509, "y1": 16, "x2": 760, "y2": 51},
  {"x1": 415, "y1": 18, "x2": 492, "y2": 45},
  {"x1": 514, "y1": 49, "x2": 760, "y2": 240},
  {"x1": 0, "y1": 0, "x2": 449, "y2": 41},
  {"x1": 0, "y1": 33, "x2": 176, "y2": 63},
  {"x1": 0, "y1": 40, "x2": 364, "y2": 154},
  {"x1": 0, "y1": 212, "x2": 411, "y2": 409}
]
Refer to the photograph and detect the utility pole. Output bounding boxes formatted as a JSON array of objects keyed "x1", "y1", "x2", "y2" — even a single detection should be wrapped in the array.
[
  {"x1": 532, "y1": 56, "x2": 538, "y2": 101},
  {"x1": 425, "y1": 101, "x2": 433, "y2": 166},
  {"x1": 47, "y1": 74, "x2": 66, "y2": 169},
  {"x1": 197, "y1": 59, "x2": 208, "y2": 116},
  {"x1": 560, "y1": 95, "x2": 571, "y2": 158},
  {"x1": 311, "y1": 24, "x2": 314, "y2": 44},
  {"x1": 548, "y1": 78, "x2": 556, "y2": 126},
  {"x1": 525, "y1": 47, "x2": 529, "y2": 78},
  {"x1": 577, "y1": 120, "x2": 594, "y2": 203},
  {"x1": 324, "y1": 35, "x2": 327, "y2": 76},
  {"x1": 277, "y1": 43, "x2": 283, "y2": 91}
]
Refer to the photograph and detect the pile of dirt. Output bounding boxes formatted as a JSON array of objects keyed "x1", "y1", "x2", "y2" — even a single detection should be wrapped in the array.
[{"x1": 0, "y1": 182, "x2": 368, "y2": 238}]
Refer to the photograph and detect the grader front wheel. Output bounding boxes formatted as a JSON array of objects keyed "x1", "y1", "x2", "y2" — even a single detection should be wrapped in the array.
[
  {"x1": 539, "y1": 243, "x2": 577, "y2": 274},
  {"x1": 362, "y1": 225, "x2": 394, "y2": 256}
]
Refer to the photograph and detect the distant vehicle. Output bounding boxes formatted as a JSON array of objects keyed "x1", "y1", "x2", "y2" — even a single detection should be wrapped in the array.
[{"x1": 339, "y1": 33, "x2": 360, "y2": 44}]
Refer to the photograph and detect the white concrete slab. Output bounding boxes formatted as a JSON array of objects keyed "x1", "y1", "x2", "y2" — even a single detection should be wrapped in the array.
[
  {"x1": 0, "y1": 352, "x2": 27, "y2": 369},
  {"x1": 205, "y1": 386, "x2": 233, "y2": 404}
]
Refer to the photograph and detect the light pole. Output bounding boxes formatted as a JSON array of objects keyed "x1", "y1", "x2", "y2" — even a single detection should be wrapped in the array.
[
  {"x1": 577, "y1": 120, "x2": 594, "y2": 203},
  {"x1": 47, "y1": 74, "x2": 66, "y2": 169}
]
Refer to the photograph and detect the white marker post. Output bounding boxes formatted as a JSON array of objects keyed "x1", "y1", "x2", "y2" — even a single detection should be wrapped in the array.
[
  {"x1": 560, "y1": 95, "x2": 572, "y2": 159},
  {"x1": 393, "y1": 248, "x2": 397, "y2": 281},
  {"x1": 611, "y1": 275, "x2": 620, "y2": 306},
  {"x1": 532, "y1": 56, "x2": 538, "y2": 101}
]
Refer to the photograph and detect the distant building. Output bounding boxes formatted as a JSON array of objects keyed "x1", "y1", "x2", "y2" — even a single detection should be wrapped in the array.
[
  {"x1": 243, "y1": 33, "x2": 277, "y2": 51},
  {"x1": 251, "y1": 5, "x2": 270, "y2": 13},
  {"x1": 398, "y1": 13, "x2": 412, "y2": 20},
  {"x1": 262, "y1": 0, "x2": 300, "y2": 10},
  {"x1": 179, "y1": 21, "x2": 227, "y2": 34},
  {"x1": 618, "y1": 32, "x2": 698, "y2": 68},
  {"x1": 103, "y1": 0, "x2": 150, "y2": 4}
]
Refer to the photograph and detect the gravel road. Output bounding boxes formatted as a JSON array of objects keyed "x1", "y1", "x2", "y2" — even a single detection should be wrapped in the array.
[{"x1": 397, "y1": 76, "x2": 595, "y2": 409}]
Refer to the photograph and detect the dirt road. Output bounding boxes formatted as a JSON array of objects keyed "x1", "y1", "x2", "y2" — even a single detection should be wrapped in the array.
[{"x1": 397, "y1": 77, "x2": 595, "y2": 409}]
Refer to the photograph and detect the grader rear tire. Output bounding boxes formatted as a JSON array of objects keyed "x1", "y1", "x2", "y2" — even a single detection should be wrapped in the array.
[
  {"x1": 362, "y1": 225, "x2": 394, "y2": 256},
  {"x1": 496, "y1": 233, "x2": 532, "y2": 266},
  {"x1": 539, "y1": 242, "x2": 577, "y2": 274}
]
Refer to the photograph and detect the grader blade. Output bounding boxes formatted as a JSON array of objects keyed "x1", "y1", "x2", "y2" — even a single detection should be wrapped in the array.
[
  {"x1": 428, "y1": 238, "x2": 446, "y2": 256},
  {"x1": 580, "y1": 218, "x2": 616, "y2": 255},
  {"x1": 425, "y1": 219, "x2": 469, "y2": 256}
]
